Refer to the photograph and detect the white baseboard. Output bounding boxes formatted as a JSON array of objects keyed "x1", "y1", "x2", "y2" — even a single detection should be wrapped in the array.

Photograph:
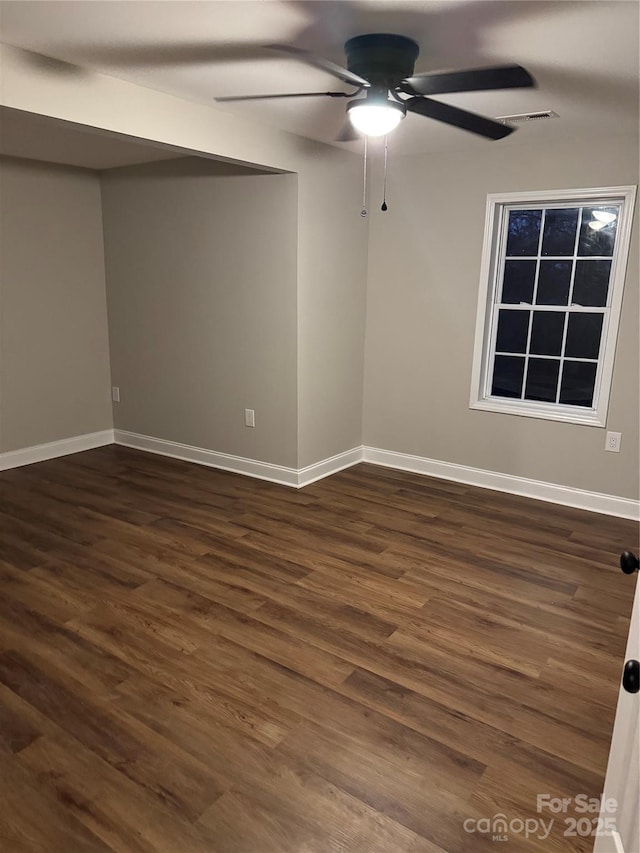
[
  {"x1": 114, "y1": 429, "x2": 300, "y2": 487},
  {"x1": 297, "y1": 446, "x2": 364, "y2": 487},
  {"x1": 114, "y1": 430, "x2": 363, "y2": 489},
  {"x1": 0, "y1": 429, "x2": 115, "y2": 471},
  {"x1": 362, "y1": 446, "x2": 640, "y2": 521}
]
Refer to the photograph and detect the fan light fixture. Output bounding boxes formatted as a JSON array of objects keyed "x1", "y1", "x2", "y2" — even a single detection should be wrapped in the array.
[
  {"x1": 588, "y1": 209, "x2": 618, "y2": 231},
  {"x1": 592, "y1": 210, "x2": 617, "y2": 223},
  {"x1": 218, "y1": 35, "x2": 535, "y2": 146},
  {"x1": 347, "y1": 96, "x2": 405, "y2": 137}
]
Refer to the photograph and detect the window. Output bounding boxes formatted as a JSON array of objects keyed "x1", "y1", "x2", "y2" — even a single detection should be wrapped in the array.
[{"x1": 470, "y1": 186, "x2": 636, "y2": 426}]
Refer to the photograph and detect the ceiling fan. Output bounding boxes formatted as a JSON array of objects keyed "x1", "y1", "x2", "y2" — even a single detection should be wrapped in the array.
[{"x1": 216, "y1": 33, "x2": 535, "y2": 142}]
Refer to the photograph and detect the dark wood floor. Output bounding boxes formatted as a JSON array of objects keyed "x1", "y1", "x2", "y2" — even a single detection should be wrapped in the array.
[{"x1": 0, "y1": 446, "x2": 637, "y2": 852}]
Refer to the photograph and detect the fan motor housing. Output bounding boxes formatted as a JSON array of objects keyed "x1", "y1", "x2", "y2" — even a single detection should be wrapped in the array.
[
  {"x1": 345, "y1": 34, "x2": 420, "y2": 86},
  {"x1": 344, "y1": 33, "x2": 420, "y2": 88}
]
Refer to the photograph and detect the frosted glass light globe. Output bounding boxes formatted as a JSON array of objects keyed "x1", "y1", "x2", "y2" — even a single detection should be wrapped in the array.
[
  {"x1": 592, "y1": 210, "x2": 617, "y2": 224},
  {"x1": 348, "y1": 102, "x2": 404, "y2": 137}
]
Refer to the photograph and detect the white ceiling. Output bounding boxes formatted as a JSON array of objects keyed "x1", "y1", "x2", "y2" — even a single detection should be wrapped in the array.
[{"x1": 0, "y1": 0, "x2": 638, "y2": 158}]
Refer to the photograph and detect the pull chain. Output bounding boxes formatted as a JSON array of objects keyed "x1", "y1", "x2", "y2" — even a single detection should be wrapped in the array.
[
  {"x1": 360, "y1": 135, "x2": 368, "y2": 218},
  {"x1": 381, "y1": 135, "x2": 389, "y2": 212}
]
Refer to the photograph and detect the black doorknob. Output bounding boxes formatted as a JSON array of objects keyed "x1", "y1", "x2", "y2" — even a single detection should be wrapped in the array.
[
  {"x1": 620, "y1": 551, "x2": 639, "y2": 574},
  {"x1": 623, "y1": 660, "x2": 639, "y2": 694}
]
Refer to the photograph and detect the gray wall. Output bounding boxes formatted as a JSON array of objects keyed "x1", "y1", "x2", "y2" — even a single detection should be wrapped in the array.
[
  {"x1": 363, "y1": 133, "x2": 640, "y2": 500},
  {"x1": 296, "y1": 150, "x2": 369, "y2": 468},
  {"x1": 0, "y1": 156, "x2": 112, "y2": 452},
  {"x1": 101, "y1": 158, "x2": 299, "y2": 468}
]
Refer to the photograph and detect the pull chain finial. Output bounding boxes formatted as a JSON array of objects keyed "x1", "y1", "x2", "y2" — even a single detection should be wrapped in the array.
[{"x1": 381, "y1": 135, "x2": 389, "y2": 212}]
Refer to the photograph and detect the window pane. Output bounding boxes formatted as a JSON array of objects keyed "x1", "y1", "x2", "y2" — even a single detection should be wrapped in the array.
[
  {"x1": 525, "y1": 358, "x2": 560, "y2": 403},
  {"x1": 495, "y1": 310, "x2": 530, "y2": 353},
  {"x1": 502, "y1": 260, "x2": 536, "y2": 304},
  {"x1": 572, "y1": 260, "x2": 611, "y2": 306},
  {"x1": 536, "y1": 260, "x2": 572, "y2": 305},
  {"x1": 565, "y1": 313, "x2": 604, "y2": 360},
  {"x1": 530, "y1": 311, "x2": 565, "y2": 356},
  {"x1": 506, "y1": 209, "x2": 542, "y2": 256},
  {"x1": 559, "y1": 361, "x2": 597, "y2": 407},
  {"x1": 492, "y1": 355, "x2": 525, "y2": 398},
  {"x1": 578, "y1": 206, "x2": 618, "y2": 256},
  {"x1": 541, "y1": 208, "x2": 579, "y2": 256}
]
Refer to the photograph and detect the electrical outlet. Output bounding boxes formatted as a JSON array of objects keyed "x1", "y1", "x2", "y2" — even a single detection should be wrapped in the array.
[
  {"x1": 244, "y1": 408, "x2": 255, "y2": 428},
  {"x1": 605, "y1": 431, "x2": 621, "y2": 452},
  {"x1": 111, "y1": 386, "x2": 120, "y2": 403}
]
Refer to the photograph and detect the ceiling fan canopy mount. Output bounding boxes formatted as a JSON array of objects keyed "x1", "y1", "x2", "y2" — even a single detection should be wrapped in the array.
[{"x1": 344, "y1": 33, "x2": 420, "y2": 87}]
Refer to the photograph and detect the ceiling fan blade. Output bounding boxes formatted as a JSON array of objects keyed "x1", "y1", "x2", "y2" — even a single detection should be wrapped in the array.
[
  {"x1": 405, "y1": 97, "x2": 514, "y2": 140},
  {"x1": 336, "y1": 119, "x2": 360, "y2": 142},
  {"x1": 266, "y1": 43, "x2": 369, "y2": 89},
  {"x1": 216, "y1": 91, "x2": 350, "y2": 103},
  {"x1": 403, "y1": 64, "x2": 534, "y2": 96}
]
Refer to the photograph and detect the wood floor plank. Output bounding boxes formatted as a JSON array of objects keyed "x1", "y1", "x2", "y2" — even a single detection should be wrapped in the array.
[
  {"x1": 4, "y1": 465, "x2": 162, "y2": 527},
  {"x1": 18, "y1": 733, "x2": 219, "y2": 853},
  {"x1": 0, "y1": 562, "x2": 92, "y2": 624},
  {"x1": 338, "y1": 666, "x2": 519, "y2": 765},
  {"x1": 0, "y1": 649, "x2": 226, "y2": 821},
  {"x1": 115, "y1": 666, "x2": 299, "y2": 749},
  {"x1": 0, "y1": 445, "x2": 636, "y2": 852},
  {"x1": 0, "y1": 597, "x2": 137, "y2": 698},
  {"x1": 274, "y1": 721, "x2": 491, "y2": 852},
  {"x1": 0, "y1": 684, "x2": 44, "y2": 756},
  {"x1": 0, "y1": 752, "x2": 113, "y2": 852}
]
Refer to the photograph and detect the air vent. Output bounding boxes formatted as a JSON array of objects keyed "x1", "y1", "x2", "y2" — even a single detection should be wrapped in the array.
[{"x1": 497, "y1": 110, "x2": 559, "y2": 125}]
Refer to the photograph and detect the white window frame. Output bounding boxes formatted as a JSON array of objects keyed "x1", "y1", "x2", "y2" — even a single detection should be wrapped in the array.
[{"x1": 470, "y1": 185, "x2": 637, "y2": 427}]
